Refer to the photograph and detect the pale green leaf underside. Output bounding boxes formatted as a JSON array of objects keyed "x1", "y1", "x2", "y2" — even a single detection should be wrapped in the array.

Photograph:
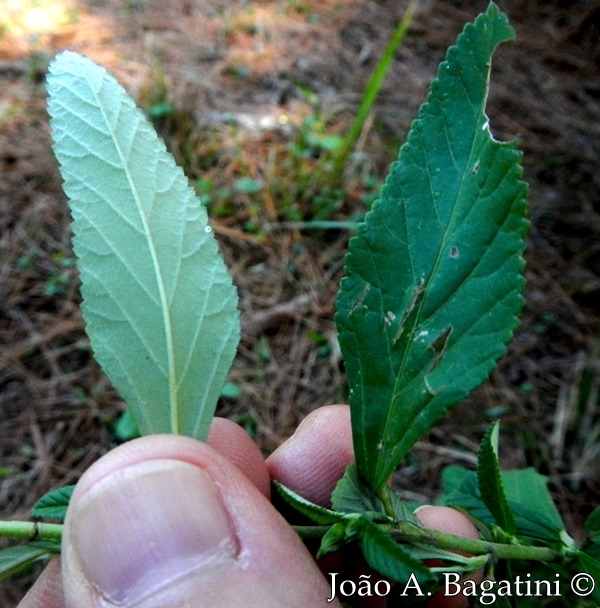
[
  {"x1": 335, "y1": 4, "x2": 528, "y2": 490},
  {"x1": 48, "y1": 52, "x2": 239, "y2": 440}
]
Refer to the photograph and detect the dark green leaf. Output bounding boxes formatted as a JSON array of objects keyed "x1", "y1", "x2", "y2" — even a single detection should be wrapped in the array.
[
  {"x1": 112, "y1": 408, "x2": 141, "y2": 442},
  {"x1": 442, "y1": 466, "x2": 565, "y2": 544},
  {"x1": 331, "y1": 464, "x2": 388, "y2": 515},
  {"x1": 477, "y1": 422, "x2": 515, "y2": 535},
  {"x1": 331, "y1": 465, "x2": 421, "y2": 529},
  {"x1": 359, "y1": 518, "x2": 433, "y2": 585},
  {"x1": 273, "y1": 482, "x2": 343, "y2": 525},
  {"x1": 501, "y1": 468, "x2": 563, "y2": 533},
  {"x1": 583, "y1": 539, "x2": 600, "y2": 562},
  {"x1": 576, "y1": 552, "x2": 600, "y2": 604},
  {"x1": 335, "y1": 3, "x2": 528, "y2": 491},
  {"x1": 442, "y1": 467, "x2": 486, "y2": 511},
  {"x1": 584, "y1": 505, "x2": 600, "y2": 539},
  {"x1": 441, "y1": 464, "x2": 472, "y2": 495},
  {"x1": 386, "y1": 491, "x2": 422, "y2": 527},
  {"x1": 507, "y1": 503, "x2": 563, "y2": 545},
  {"x1": 0, "y1": 543, "x2": 57, "y2": 582},
  {"x1": 32, "y1": 485, "x2": 74, "y2": 522},
  {"x1": 317, "y1": 522, "x2": 351, "y2": 559}
]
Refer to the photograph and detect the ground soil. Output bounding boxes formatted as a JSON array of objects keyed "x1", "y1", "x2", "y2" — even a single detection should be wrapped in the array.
[{"x1": 1, "y1": 0, "x2": 599, "y2": 604}]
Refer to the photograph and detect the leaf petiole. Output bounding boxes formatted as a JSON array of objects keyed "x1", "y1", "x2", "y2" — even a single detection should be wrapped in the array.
[{"x1": 376, "y1": 485, "x2": 397, "y2": 520}]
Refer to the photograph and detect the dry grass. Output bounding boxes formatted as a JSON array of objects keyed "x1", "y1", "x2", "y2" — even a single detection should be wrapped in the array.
[{"x1": 1, "y1": 0, "x2": 599, "y2": 603}]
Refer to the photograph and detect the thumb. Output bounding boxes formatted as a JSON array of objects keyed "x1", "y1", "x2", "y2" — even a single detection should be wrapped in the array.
[{"x1": 61, "y1": 435, "x2": 337, "y2": 607}]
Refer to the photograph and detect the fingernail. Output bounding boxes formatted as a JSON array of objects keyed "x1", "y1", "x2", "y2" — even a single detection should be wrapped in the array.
[{"x1": 69, "y1": 459, "x2": 238, "y2": 605}]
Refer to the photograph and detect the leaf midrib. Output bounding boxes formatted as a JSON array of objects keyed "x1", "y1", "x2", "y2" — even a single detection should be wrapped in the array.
[{"x1": 90, "y1": 75, "x2": 179, "y2": 434}]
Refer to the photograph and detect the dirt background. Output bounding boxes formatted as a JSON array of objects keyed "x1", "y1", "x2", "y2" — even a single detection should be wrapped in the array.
[{"x1": 1, "y1": 0, "x2": 599, "y2": 603}]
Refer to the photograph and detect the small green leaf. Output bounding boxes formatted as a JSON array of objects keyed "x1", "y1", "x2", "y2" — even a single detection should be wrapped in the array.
[
  {"x1": 47, "y1": 52, "x2": 240, "y2": 441},
  {"x1": 317, "y1": 522, "x2": 350, "y2": 558},
  {"x1": 585, "y1": 505, "x2": 600, "y2": 539},
  {"x1": 273, "y1": 482, "x2": 343, "y2": 525},
  {"x1": 477, "y1": 422, "x2": 515, "y2": 535},
  {"x1": 584, "y1": 538, "x2": 600, "y2": 560},
  {"x1": 220, "y1": 382, "x2": 242, "y2": 399},
  {"x1": 442, "y1": 466, "x2": 565, "y2": 544},
  {"x1": 233, "y1": 177, "x2": 264, "y2": 194},
  {"x1": 335, "y1": 3, "x2": 528, "y2": 491},
  {"x1": 441, "y1": 464, "x2": 471, "y2": 494},
  {"x1": 112, "y1": 408, "x2": 141, "y2": 442},
  {"x1": 358, "y1": 518, "x2": 433, "y2": 585},
  {"x1": 331, "y1": 465, "x2": 421, "y2": 530},
  {"x1": 0, "y1": 543, "x2": 57, "y2": 581},
  {"x1": 575, "y1": 552, "x2": 600, "y2": 604},
  {"x1": 501, "y1": 468, "x2": 564, "y2": 533},
  {"x1": 331, "y1": 464, "x2": 388, "y2": 515},
  {"x1": 32, "y1": 485, "x2": 74, "y2": 522}
]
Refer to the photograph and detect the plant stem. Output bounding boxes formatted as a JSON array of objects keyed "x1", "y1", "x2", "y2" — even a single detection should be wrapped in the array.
[
  {"x1": 391, "y1": 522, "x2": 558, "y2": 562},
  {"x1": 293, "y1": 522, "x2": 558, "y2": 563},
  {"x1": 330, "y1": 0, "x2": 418, "y2": 184},
  {"x1": 0, "y1": 520, "x2": 63, "y2": 543},
  {"x1": 0, "y1": 518, "x2": 559, "y2": 564}
]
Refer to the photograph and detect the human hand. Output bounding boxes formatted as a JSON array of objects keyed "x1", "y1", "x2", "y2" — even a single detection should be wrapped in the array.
[{"x1": 18, "y1": 405, "x2": 478, "y2": 608}]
